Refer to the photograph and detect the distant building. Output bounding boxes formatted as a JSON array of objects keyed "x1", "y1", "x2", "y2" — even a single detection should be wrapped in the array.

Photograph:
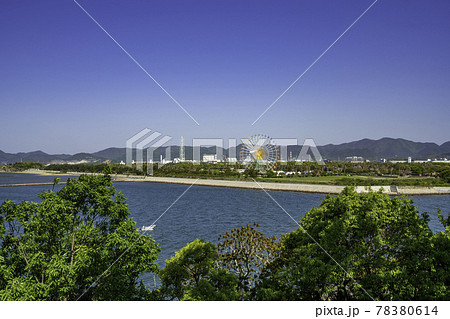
[
  {"x1": 202, "y1": 154, "x2": 218, "y2": 163},
  {"x1": 431, "y1": 158, "x2": 450, "y2": 163},
  {"x1": 296, "y1": 154, "x2": 312, "y2": 162},
  {"x1": 345, "y1": 156, "x2": 364, "y2": 163}
]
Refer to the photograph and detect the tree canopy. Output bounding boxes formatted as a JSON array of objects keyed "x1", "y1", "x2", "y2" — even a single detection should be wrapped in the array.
[
  {"x1": 216, "y1": 223, "x2": 278, "y2": 297},
  {"x1": 1, "y1": 176, "x2": 448, "y2": 301},
  {"x1": 159, "y1": 239, "x2": 239, "y2": 301},
  {"x1": 255, "y1": 187, "x2": 449, "y2": 301},
  {"x1": 0, "y1": 173, "x2": 160, "y2": 300}
]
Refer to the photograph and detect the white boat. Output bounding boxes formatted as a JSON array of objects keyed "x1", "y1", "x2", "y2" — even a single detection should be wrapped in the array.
[{"x1": 141, "y1": 225, "x2": 156, "y2": 231}]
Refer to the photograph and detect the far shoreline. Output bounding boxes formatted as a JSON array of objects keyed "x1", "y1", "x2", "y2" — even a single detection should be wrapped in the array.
[{"x1": 1, "y1": 170, "x2": 450, "y2": 196}]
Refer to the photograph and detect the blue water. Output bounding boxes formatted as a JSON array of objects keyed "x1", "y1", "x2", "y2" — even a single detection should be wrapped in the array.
[{"x1": 0, "y1": 173, "x2": 449, "y2": 288}]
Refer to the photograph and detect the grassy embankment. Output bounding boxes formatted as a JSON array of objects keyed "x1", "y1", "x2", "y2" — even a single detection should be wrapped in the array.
[{"x1": 258, "y1": 175, "x2": 446, "y2": 186}]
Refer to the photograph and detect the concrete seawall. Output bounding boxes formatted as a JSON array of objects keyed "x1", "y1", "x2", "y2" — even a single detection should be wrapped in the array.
[
  {"x1": 117, "y1": 176, "x2": 347, "y2": 194},
  {"x1": 0, "y1": 182, "x2": 67, "y2": 188},
  {"x1": 114, "y1": 176, "x2": 450, "y2": 196}
]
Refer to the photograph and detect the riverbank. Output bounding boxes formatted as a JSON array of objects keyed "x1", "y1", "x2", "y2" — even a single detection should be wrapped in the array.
[
  {"x1": 115, "y1": 176, "x2": 450, "y2": 195},
  {"x1": 0, "y1": 182, "x2": 67, "y2": 188},
  {"x1": 2, "y1": 170, "x2": 450, "y2": 195}
]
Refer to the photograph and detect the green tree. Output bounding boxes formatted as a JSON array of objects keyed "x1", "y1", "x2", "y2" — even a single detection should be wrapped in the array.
[
  {"x1": 181, "y1": 269, "x2": 240, "y2": 301},
  {"x1": 431, "y1": 210, "x2": 450, "y2": 299},
  {"x1": 0, "y1": 174, "x2": 160, "y2": 300},
  {"x1": 243, "y1": 168, "x2": 258, "y2": 178},
  {"x1": 216, "y1": 223, "x2": 278, "y2": 299},
  {"x1": 159, "y1": 239, "x2": 239, "y2": 301},
  {"x1": 102, "y1": 164, "x2": 113, "y2": 175},
  {"x1": 256, "y1": 187, "x2": 448, "y2": 301},
  {"x1": 52, "y1": 177, "x2": 60, "y2": 191},
  {"x1": 439, "y1": 169, "x2": 450, "y2": 183}
]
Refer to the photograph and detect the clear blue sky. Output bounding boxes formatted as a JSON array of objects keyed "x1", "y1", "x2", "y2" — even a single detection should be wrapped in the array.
[{"x1": 1, "y1": 0, "x2": 449, "y2": 154}]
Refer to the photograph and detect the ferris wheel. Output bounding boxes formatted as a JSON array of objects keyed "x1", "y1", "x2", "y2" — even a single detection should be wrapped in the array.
[{"x1": 240, "y1": 134, "x2": 279, "y2": 171}]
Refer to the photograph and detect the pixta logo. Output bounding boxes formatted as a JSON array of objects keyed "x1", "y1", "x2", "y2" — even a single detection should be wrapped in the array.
[
  {"x1": 126, "y1": 128, "x2": 323, "y2": 175},
  {"x1": 126, "y1": 128, "x2": 172, "y2": 175}
]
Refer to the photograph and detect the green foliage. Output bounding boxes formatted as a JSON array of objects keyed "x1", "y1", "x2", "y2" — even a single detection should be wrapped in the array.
[
  {"x1": 440, "y1": 169, "x2": 450, "y2": 183},
  {"x1": 0, "y1": 174, "x2": 160, "y2": 300},
  {"x1": 437, "y1": 209, "x2": 450, "y2": 228},
  {"x1": 155, "y1": 162, "x2": 241, "y2": 179},
  {"x1": 256, "y1": 187, "x2": 448, "y2": 301},
  {"x1": 159, "y1": 239, "x2": 239, "y2": 301},
  {"x1": 43, "y1": 163, "x2": 144, "y2": 175},
  {"x1": 9, "y1": 160, "x2": 448, "y2": 186},
  {"x1": 158, "y1": 224, "x2": 279, "y2": 301},
  {"x1": 181, "y1": 270, "x2": 240, "y2": 301},
  {"x1": 52, "y1": 178, "x2": 60, "y2": 191},
  {"x1": 243, "y1": 169, "x2": 258, "y2": 178},
  {"x1": 0, "y1": 162, "x2": 44, "y2": 172},
  {"x1": 264, "y1": 170, "x2": 276, "y2": 178},
  {"x1": 102, "y1": 164, "x2": 113, "y2": 176},
  {"x1": 333, "y1": 177, "x2": 443, "y2": 187},
  {"x1": 216, "y1": 223, "x2": 278, "y2": 298},
  {"x1": 430, "y1": 225, "x2": 450, "y2": 298}
]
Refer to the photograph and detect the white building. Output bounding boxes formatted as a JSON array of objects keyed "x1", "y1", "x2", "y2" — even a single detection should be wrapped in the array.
[
  {"x1": 345, "y1": 156, "x2": 364, "y2": 163},
  {"x1": 431, "y1": 158, "x2": 450, "y2": 163},
  {"x1": 202, "y1": 154, "x2": 218, "y2": 163}
]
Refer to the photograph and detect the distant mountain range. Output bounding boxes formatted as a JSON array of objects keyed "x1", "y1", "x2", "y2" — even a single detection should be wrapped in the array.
[
  {"x1": 317, "y1": 138, "x2": 450, "y2": 161},
  {"x1": 1, "y1": 138, "x2": 449, "y2": 165}
]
